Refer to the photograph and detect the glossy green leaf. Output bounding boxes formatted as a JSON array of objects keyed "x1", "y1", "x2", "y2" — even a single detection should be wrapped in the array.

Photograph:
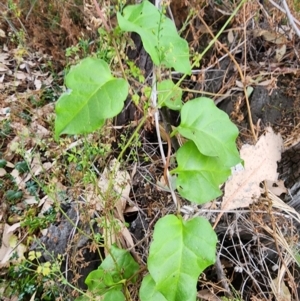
[
  {"x1": 100, "y1": 244, "x2": 139, "y2": 282},
  {"x1": 147, "y1": 215, "x2": 217, "y2": 301},
  {"x1": 85, "y1": 244, "x2": 139, "y2": 293},
  {"x1": 55, "y1": 57, "x2": 128, "y2": 140},
  {"x1": 172, "y1": 141, "x2": 231, "y2": 203},
  {"x1": 117, "y1": 1, "x2": 191, "y2": 74},
  {"x1": 102, "y1": 290, "x2": 125, "y2": 301},
  {"x1": 140, "y1": 274, "x2": 167, "y2": 301},
  {"x1": 157, "y1": 80, "x2": 182, "y2": 110},
  {"x1": 177, "y1": 97, "x2": 240, "y2": 167}
]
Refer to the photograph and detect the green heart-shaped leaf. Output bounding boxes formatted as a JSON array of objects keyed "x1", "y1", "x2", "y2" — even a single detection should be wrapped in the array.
[
  {"x1": 177, "y1": 97, "x2": 240, "y2": 167},
  {"x1": 172, "y1": 141, "x2": 231, "y2": 203},
  {"x1": 147, "y1": 215, "x2": 217, "y2": 301},
  {"x1": 55, "y1": 57, "x2": 128, "y2": 140},
  {"x1": 140, "y1": 274, "x2": 167, "y2": 301},
  {"x1": 158, "y1": 79, "x2": 182, "y2": 110},
  {"x1": 117, "y1": 1, "x2": 191, "y2": 74}
]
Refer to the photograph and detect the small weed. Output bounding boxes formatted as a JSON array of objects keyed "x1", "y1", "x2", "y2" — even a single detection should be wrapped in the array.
[
  {"x1": 15, "y1": 161, "x2": 30, "y2": 174},
  {"x1": 5, "y1": 253, "x2": 63, "y2": 300},
  {"x1": 5, "y1": 189, "x2": 23, "y2": 203},
  {"x1": 22, "y1": 208, "x2": 56, "y2": 234},
  {"x1": 0, "y1": 120, "x2": 12, "y2": 138}
]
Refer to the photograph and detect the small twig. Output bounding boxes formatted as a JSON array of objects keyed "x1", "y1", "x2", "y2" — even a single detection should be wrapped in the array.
[
  {"x1": 268, "y1": 0, "x2": 300, "y2": 27},
  {"x1": 64, "y1": 205, "x2": 80, "y2": 279},
  {"x1": 92, "y1": 0, "x2": 111, "y2": 33},
  {"x1": 25, "y1": 0, "x2": 38, "y2": 21},
  {"x1": 281, "y1": 0, "x2": 300, "y2": 38},
  {"x1": 215, "y1": 256, "x2": 231, "y2": 296},
  {"x1": 152, "y1": 72, "x2": 178, "y2": 209}
]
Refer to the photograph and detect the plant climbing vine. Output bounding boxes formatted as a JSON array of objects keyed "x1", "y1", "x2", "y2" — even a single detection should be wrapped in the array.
[{"x1": 55, "y1": 1, "x2": 242, "y2": 300}]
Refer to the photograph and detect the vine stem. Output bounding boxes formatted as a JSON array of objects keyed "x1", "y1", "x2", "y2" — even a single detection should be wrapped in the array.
[
  {"x1": 152, "y1": 0, "x2": 179, "y2": 210},
  {"x1": 281, "y1": 0, "x2": 300, "y2": 38}
]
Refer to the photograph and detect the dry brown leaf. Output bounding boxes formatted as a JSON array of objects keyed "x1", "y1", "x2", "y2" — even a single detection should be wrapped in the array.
[
  {"x1": 197, "y1": 289, "x2": 222, "y2": 301},
  {"x1": 0, "y1": 53, "x2": 9, "y2": 62},
  {"x1": 270, "y1": 276, "x2": 291, "y2": 301},
  {"x1": 0, "y1": 63, "x2": 9, "y2": 72},
  {"x1": 222, "y1": 127, "x2": 282, "y2": 210},
  {"x1": 0, "y1": 223, "x2": 26, "y2": 268},
  {"x1": 227, "y1": 29, "x2": 234, "y2": 44},
  {"x1": 97, "y1": 158, "x2": 131, "y2": 221},
  {"x1": 38, "y1": 195, "x2": 53, "y2": 211},
  {"x1": 117, "y1": 219, "x2": 135, "y2": 249},
  {"x1": 253, "y1": 29, "x2": 288, "y2": 44},
  {"x1": 275, "y1": 44, "x2": 286, "y2": 62},
  {"x1": 0, "y1": 168, "x2": 6, "y2": 177},
  {"x1": 10, "y1": 169, "x2": 24, "y2": 190},
  {"x1": 124, "y1": 206, "x2": 139, "y2": 213},
  {"x1": 265, "y1": 179, "x2": 287, "y2": 196},
  {"x1": 14, "y1": 71, "x2": 27, "y2": 80},
  {"x1": 34, "y1": 79, "x2": 42, "y2": 90},
  {"x1": 24, "y1": 197, "x2": 38, "y2": 205}
]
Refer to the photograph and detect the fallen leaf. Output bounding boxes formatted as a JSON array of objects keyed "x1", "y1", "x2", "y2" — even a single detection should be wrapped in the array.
[
  {"x1": 24, "y1": 197, "x2": 39, "y2": 205},
  {"x1": 197, "y1": 289, "x2": 222, "y2": 301},
  {"x1": 14, "y1": 71, "x2": 27, "y2": 80},
  {"x1": 0, "y1": 168, "x2": 6, "y2": 176},
  {"x1": 0, "y1": 63, "x2": 8, "y2": 72},
  {"x1": 227, "y1": 29, "x2": 234, "y2": 44},
  {"x1": 117, "y1": 219, "x2": 135, "y2": 249},
  {"x1": 124, "y1": 206, "x2": 139, "y2": 213},
  {"x1": 34, "y1": 78, "x2": 42, "y2": 90},
  {"x1": 270, "y1": 276, "x2": 291, "y2": 301},
  {"x1": 7, "y1": 222, "x2": 21, "y2": 233},
  {"x1": 222, "y1": 127, "x2": 283, "y2": 210},
  {"x1": 265, "y1": 179, "x2": 287, "y2": 196},
  {"x1": 254, "y1": 29, "x2": 288, "y2": 44},
  {"x1": 0, "y1": 223, "x2": 26, "y2": 268},
  {"x1": 275, "y1": 44, "x2": 286, "y2": 62},
  {"x1": 0, "y1": 53, "x2": 9, "y2": 62},
  {"x1": 97, "y1": 158, "x2": 131, "y2": 221},
  {"x1": 0, "y1": 29, "x2": 5, "y2": 38}
]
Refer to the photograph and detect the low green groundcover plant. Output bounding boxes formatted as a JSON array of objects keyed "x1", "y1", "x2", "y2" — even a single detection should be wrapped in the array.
[{"x1": 55, "y1": 1, "x2": 241, "y2": 300}]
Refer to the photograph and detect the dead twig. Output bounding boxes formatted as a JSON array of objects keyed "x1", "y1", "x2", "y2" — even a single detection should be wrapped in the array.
[{"x1": 281, "y1": 0, "x2": 300, "y2": 38}]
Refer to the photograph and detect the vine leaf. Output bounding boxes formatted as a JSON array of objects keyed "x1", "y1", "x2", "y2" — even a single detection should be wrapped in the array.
[
  {"x1": 172, "y1": 141, "x2": 231, "y2": 203},
  {"x1": 140, "y1": 275, "x2": 167, "y2": 301},
  {"x1": 177, "y1": 97, "x2": 240, "y2": 167},
  {"x1": 83, "y1": 244, "x2": 139, "y2": 296},
  {"x1": 117, "y1": 1, "x2": 191, "y2": 74},
  {"x1": 55, "y1": 57, "x2": 128, "y2": 140},
  {"x1": 158, "y1": 79, "x2": 182, "y2": 110},
  {"x1": 146, "y1": 215, "x2": 217, "y2": 301},
  {"x1": 102, "y1": 290, "x2": 125, "y2": 301}
]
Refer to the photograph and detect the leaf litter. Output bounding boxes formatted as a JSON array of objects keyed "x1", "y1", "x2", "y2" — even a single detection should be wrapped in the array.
[{"x1": 222, "y1": 127, "x2": 283, "y2": 211}]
